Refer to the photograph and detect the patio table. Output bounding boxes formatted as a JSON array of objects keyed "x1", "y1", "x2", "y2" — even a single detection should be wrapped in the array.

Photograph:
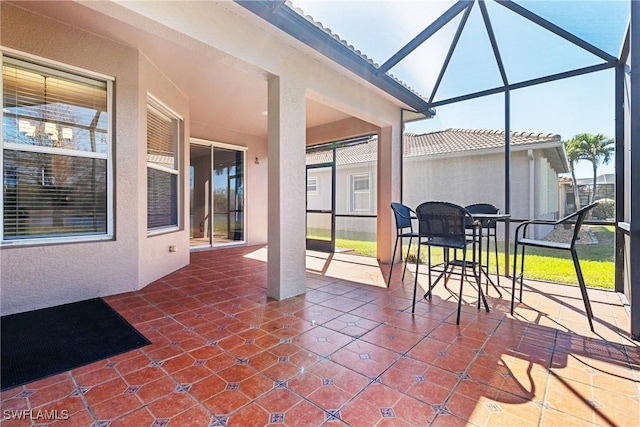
[{"x1": 469, "y1": 212, "x2": 511, "y2": 296}]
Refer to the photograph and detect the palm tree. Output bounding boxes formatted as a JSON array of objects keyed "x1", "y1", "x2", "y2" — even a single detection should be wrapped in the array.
[
  {"x1": 564, "y1": 137, "x2": 584, "y2": 210},
  {"x1": 573, "y1": 133, "x2": 614, "y2": 204}
]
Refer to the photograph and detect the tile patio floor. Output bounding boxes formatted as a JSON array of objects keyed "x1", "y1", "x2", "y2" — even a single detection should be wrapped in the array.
[{"x1": 1, "y1": 246, "x2": 639, "y2": 426}]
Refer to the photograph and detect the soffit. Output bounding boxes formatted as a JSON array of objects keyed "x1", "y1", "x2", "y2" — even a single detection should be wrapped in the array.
[{"x1": 6, "y1": 1, "x2": 352, "y2": 138}]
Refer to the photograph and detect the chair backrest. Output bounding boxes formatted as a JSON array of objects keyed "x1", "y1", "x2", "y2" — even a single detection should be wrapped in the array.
[
  {"x1": 390, "y1": 203, "x2": 414, "y2": 231},
  {"x1": 415, "y1": 201, "x2": 470, "y2": 243},
  {"x1": 566, "y1": 202, "x2": 599, "y2": 247},
  {"x1": 465, "y1": 203, "x2": 499, "y2": 227}
]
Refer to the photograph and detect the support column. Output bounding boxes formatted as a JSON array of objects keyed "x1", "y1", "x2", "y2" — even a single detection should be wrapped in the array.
[
  {"x1": 629, "y1": 0, "x2": 640, "y2": 340},
  {"x1": 377, "y1": 123, "x2": 402, "y2": 265},
  {"x1": 267, "y1": 76, "x2": 307, "y2": 300}
]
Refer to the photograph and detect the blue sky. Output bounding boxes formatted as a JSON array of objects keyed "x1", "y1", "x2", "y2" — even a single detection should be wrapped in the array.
[{"x1": 292, "y1": 0, "x2": 629, "y2": 178}]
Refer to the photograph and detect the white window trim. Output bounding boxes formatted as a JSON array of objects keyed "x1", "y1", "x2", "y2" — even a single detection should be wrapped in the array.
[
  {"x1": 147, "y1": 95, "x2": 181, "y2": 235},
  {"x1": 190, "y1": 137, "x2": 246, "y2": 152},
  {"x1": 350, "y1": 173, "x2": 371, "y2": 213},
  {"x1": 0, "y1": 51, "x2": 114, "y2": 246},
  {"x1": 307, "y1": 176, "x2": 318, "y2": 195},
  {"x1": 3, "y1": 143, "x2": 108, "y2": 160}
]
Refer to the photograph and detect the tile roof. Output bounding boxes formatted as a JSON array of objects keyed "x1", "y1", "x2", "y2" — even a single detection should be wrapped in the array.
[
  {"x1": 306, "y1": 128, "x2": 562, "y2": 166},
  {"x1": 285, "y1": 1, "x2": 425, "y2": 99},
  {"x1": 404, "y1": 128, "x2": 562, "y2": 158},
  {"x1": 306, "y1": 138, "x2": 378, "y2": 166}
]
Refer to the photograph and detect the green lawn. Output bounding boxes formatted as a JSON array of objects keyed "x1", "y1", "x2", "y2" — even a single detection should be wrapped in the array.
[
  {"x1": 505, "y1": 225, "x2": 614, "y2": 289},
  {"x1": 328, "y1": 226, "x2": 615, "y2": 289}
]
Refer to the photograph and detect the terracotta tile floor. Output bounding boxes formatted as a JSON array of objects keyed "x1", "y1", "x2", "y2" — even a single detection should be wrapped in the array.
[{"x1": 2, "y1": 246, "x2": 639, "y2": 426}]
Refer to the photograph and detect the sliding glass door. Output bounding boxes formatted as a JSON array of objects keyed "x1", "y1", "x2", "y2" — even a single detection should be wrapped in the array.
[{"x1": 190, "y1": 140, "x2": 245, "y2": 248}]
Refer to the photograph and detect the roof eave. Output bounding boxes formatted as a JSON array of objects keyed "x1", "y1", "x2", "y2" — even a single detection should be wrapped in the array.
[{"x1": 234, "y1": 0, "x2": 435, "y2": 117}]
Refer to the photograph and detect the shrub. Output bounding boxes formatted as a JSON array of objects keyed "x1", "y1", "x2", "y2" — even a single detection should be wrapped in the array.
[{"x1": 592, "y1": 199, "x2": 614, "y2": 220}]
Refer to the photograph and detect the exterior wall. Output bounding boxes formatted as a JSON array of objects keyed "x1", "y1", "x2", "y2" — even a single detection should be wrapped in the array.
[
  {"x1": 307, "y1": 163, "x2": 377, "y2": 237},
  {"x1": 306, "y1": 169, "x2": 331, "y2": 212},
  {"x1": 1, "y1": 4, "x2": 145, "y2": 314},
  {"x1": 534, "y1": 152, "x2": 560, "y2": 218},
  {"x1": 137, "y1": 56, "x2": 190, "y2": 286},
  {"x1": 336, "y1": 164, "x2": 377, "y2": 216},
  {"x1": 401, "y1": 149, "x2": 563, "y2": 239},
  {"x1": 403, "y1": 151, "x2": 509, "y2": 216},
  {"x1": 533, "y1": 152, "x2": 559, "y2": 238}
]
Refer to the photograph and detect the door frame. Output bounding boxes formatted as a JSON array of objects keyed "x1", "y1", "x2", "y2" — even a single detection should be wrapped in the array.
[
  {"x1": 189, "y1": 137, "x2": 247, "y2": 249},
  {"x1": 306, "y1": 156, "x2": 336, "y2": 253}
]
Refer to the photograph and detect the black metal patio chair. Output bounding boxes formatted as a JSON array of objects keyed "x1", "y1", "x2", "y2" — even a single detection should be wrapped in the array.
[
  {"x1": 388, "y1": 202, "x2": 419, "y2": 287},
  {"x1": 465, "y1": 203, "x2": 501, "y2": 291},
  {"x1": 413, "y1": 201, "x2": 489, "y2": 324},
  {"x1": 511, "y1": 202, "x2": 599, "y2": 331}
]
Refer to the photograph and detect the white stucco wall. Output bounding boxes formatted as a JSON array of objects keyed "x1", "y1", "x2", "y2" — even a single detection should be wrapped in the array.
[
  {"x1": 137, "y1": 55, "x2": 190, "y2": 286},
  {"x1": 403, "y1": 151, "x2": 509, "y2": 216},
  {"x1": 402, "y1": 148, "x2": 562, "y2": 240},
  {"x1": 1, "y1": 4, "x2": 144, "y2": 314}
]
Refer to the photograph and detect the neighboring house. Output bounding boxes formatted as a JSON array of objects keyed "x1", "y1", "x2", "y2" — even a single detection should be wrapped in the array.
[
  {"x1": 306, "y1": 129, "x2": 569, "y2": 240},
  {"x1": 559, "y1": 173, "x2": 615, "y2": 217},
  {"x1": 306, "y1": 139, "x2": 378, "y2": 242},
  {"x1": 404, "y1": 129, "x2": 568, "y2": 239}
]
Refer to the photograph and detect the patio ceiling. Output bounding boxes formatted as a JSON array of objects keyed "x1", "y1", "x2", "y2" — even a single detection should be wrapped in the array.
[
  {"x1": 7, "y1": 1, "x2": 353, "y2": 139},
  {"x1": 239, "y1": 0, "x2": 630, "y2": 111}
]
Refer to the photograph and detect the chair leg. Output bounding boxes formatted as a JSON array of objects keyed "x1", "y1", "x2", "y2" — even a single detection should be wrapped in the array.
[
  {"x1": 519, "y1": 246, "x2": 526, "y2": 302},
  {"x1": 457, "y1": 253, "x2": 466, "y2": 325},
  {"x1": 401, "y1": 237, "x2": 413, "y2": 282},
  {"x1": 572, "y1": 249, "x2": 595, "y2": 332},
  {"x1": 473, "y1": 239, "x2": 490, "y2": 313},
  {"x1": 425, "y1": 246, "x2": 445, "y2": 299},
  {"x1": 388, "y1": 234, "x2": 399, "y2": 287},
  {"x1": 511, "y1": 242, "x2": 519, "y2": 315},
  {"x1": 412, "y1": 242, "x2": 421, "y2": 314},
  {"x1": 477, "y1": 260, "x2": 490, "y2": 313},
  {"x1": 485, "y1": 230, "x2": 490, "y2": 293},
  {"x1": 443, "y1": 249, "x2": 454, "y2": 288},
  {"x1": 492, "y1": 228, "x2": 500, "y2": 287}
]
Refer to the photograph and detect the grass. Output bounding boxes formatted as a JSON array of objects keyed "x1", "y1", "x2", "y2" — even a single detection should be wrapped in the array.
[
  {"x1": 336, "y1": 238, "x2": 376, "y2": 257},
  {"x1": 506, "y1": 225, "x2": 614, "y2": 289},
  {"x1": 321, "y1": 225, "x2": 615, "y2": 290}
]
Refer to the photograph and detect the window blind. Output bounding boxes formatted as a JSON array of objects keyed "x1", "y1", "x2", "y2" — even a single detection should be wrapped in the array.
[
  {"x1": 147, "y1": 105, "x2": 176, "y2": 169},
  {"x1": 147, "y1": 101, "x2": 179, "y2": 230},
  {"x1": 3, "y1": 60, "x2": 108, "y2": 154},
  {"x1": 2, "y1": 56, "x2": 110, "y2": 241}
]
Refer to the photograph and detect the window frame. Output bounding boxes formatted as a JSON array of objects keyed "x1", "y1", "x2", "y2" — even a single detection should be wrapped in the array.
[
  {"x1": 350, "y1": 173, "x2": 371, "y2": 213},
  {"x1": 0, "y1": 49, "x2": 114, "y2": 246},
  {"x1": 146, "y1": 94, "x2": 182, "y2": 235}
]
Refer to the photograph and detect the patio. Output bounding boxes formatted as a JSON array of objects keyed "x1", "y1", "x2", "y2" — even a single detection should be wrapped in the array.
[{"x1": 1, "y1": 246, "x2": 638, "y2": 426}]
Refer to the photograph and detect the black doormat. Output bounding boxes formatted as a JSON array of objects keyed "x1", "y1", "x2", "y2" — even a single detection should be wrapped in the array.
[{"x1": 1, "y1": 298, "x2": 150, "y2": 391}]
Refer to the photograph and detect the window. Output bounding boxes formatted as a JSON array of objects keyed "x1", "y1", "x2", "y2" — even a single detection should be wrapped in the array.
[
  {"x1": 351, "y1": 173, "x2": 370, "y2": 212},
  {"x1": 307, "y1": 176, "x2": 318, "y2": 195},
  {"x1": 1, "y1": 54, "x2": 111, "y2": 243},
  {"x1": 147, "y1": 97, "x2": 180, "y2": 232}
]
